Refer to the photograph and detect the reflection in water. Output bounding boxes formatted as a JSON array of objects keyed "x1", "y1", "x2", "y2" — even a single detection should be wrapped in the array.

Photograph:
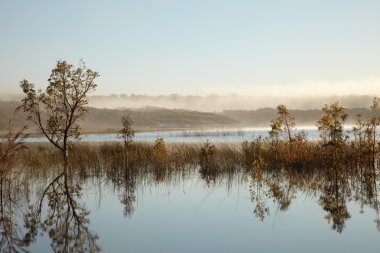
[
  {"x1": 92, "y1": 144, "x2": 380, "y2": 235},
  {"x1": 119, "y1": 166, "x2": 137, "y2": 218},
  {"x1": 354, "y1": 163, "x2": 380, "y2": 231},
  {"x1": 319, "y1": 182, "x2": 351, "y2": 233},
  {"x1": 1, "y1": 140, "x2": 380, "y2": 251},
  {"x1": 24, "y1": 166, "x2": 101, "y2": 253},
  {"x1": 0, "y1": 174, "x2": 29, "y2": 252},
  {"x1": 236, "y1": 123, "x2": 380, "y2": 235},
  {"x1": 247, "y1": 152, "x2": 380, "y2": 234}
]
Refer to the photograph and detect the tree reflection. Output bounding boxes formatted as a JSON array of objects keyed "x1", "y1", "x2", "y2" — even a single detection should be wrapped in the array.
[
  {"x1": 119, "y1": 167, "x2": 136, "y2": 218},
  {"x1": 249, "y1": 168, "x2": 297, "y2": 221},
  {"x1": 250, "y1": 178, "x2": 269, "y2": 221},
  {"x1": 317, "y1": 143, "x2": 351, "y2": 233},
  {"x1": 319, "y1": 182, "x2": 351, "y2": 233},
  {"x1": 353, "y1": 164, "x2": 380, "y2": 231},
  {"x1": 5, "y1": 133, "x2": 380, "y2": 245},
  {"x1": 0, "y1": 175, "x2": 29, "y2": 253},
  {"x1": 24, "y1": 167, "x2": 101, "y2": 252}
]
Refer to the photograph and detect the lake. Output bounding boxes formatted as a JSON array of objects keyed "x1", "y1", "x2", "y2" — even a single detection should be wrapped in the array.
[
  {"x1": 24, "y1": 127, "x2": 327, "y2": 143},
  {"x1": 2, "y1": 161, "x2": 379, "y2": 253}
]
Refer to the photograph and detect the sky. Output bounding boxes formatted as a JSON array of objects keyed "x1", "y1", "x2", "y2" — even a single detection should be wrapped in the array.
[{"x1": 0, "y1": 0, "x2": 380, "y2": 97}]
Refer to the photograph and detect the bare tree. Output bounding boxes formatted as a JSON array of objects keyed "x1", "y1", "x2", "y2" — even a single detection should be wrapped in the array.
[{"x1": 19, "y1": 60, "x2": 99, "y2": 163}]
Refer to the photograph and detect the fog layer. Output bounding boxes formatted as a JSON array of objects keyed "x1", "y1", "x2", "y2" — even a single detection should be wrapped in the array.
[
  {"x1": 1, "y1": 93, "x2": 378, "y2": 112},
  {"x1": 87, "y1": 94, "x2": 379, "y2": 112}
]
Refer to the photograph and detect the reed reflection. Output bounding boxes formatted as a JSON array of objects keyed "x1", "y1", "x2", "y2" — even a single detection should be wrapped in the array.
[
  {"x1": 13, "y1": 134, "x2": 380, "y2": 239},
  {"x1": 244, "y1": 138, "x2": 380, "y2": 233}
]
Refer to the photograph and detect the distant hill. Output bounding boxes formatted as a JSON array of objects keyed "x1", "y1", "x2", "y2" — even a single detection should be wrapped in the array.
[
  {"x1": 1, "y1": 100, "x2": 380, "y2": 133},
  {"x1": 0, "y1": 100, "x2": 25, "y2": 130},
  {"x1": 0, "y1": 101, "x2": 238, "y2": 133},
  {"x1": 85, "y1": 107, "x2": 238, "y2": 131},
  {"x1": 222, "y1": 107, "x2": 380, "y2": 127}
]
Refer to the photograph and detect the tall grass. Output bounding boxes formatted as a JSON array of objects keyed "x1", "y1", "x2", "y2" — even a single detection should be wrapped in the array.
[
  {"x1": 0, "y1": 108, "x2": 28, "y2": 178},
  {"x1": 4, "y1": 135, "x2": 380, "y2": 235}
]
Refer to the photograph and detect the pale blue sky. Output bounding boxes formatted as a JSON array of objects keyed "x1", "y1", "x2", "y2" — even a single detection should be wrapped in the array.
[{"x1": 1, "y1": 0, "x2": 380, "y2": 96}]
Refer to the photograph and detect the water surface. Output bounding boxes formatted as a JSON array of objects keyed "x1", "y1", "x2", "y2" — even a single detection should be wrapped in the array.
[
  {"x1": 2, "y1": 163, "x2": 379, "y2": 253},
  {"x1": 25, "y1": 128, "x2": 323, "y2": 143}
]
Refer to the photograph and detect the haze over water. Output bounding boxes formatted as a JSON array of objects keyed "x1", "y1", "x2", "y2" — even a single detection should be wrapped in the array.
[{"x1": 1, "y1": 1, "x2": 380, "y2": 253}]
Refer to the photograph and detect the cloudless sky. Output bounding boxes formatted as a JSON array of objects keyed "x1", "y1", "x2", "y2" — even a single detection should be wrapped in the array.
[{"x1": 1, "y1": 0, "x2": 380, "y2": 96}]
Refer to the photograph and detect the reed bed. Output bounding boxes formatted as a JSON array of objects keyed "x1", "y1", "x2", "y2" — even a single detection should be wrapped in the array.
[
  {"x1": 1, "y1": 136, "x2": 380, "y2": 235},
  {"x1": 13, "y1": 136, "x2": 380, "y2": 181}
]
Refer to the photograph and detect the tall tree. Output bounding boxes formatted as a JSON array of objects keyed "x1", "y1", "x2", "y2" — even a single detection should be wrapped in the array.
[{"x1": 20, "y1": 60, "x2": 99, "y2": 163}]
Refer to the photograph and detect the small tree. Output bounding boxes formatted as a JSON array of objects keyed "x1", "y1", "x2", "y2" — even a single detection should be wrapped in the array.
[
  {"x1": 20, "y1": 60, "x2": 99, "y2": 163},
  {"x1": 316, "y1": 101, "x2": 347, "y2": 147},
  {"x1": 152, "y1": 137, "x2": 167, "y2": 166},
  {"x1": 199, "y1": 140, "x2": 217, "y2": 184},
  {"x1": 152, "y1": 137, "x2": 167, "y2": 181},
  {"x1": 119, "y1": 115, "x2": 135, "y2": 149},
  {"x1": 269, "y1": 105, "x2": 295, "y2": 143},
  {"x1": 268, "y1": 105, "x2": 295, "y2": 164}
]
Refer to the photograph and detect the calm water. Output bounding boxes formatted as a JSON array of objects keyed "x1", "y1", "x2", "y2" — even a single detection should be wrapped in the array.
[
  {"x1": 2, "y1": 165, "x2": 379, "y2": 253},
  {"x1": 25, "y1": 128, "x2": 325, "y2": 143}
]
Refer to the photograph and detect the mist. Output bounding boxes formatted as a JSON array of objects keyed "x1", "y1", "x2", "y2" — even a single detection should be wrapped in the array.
[
  {"x1": 1, "y1": 93, "x2": 378, "y2": 112},
  {"x1": 86, "y1": 94, "x2": 379, "y2": 112}
]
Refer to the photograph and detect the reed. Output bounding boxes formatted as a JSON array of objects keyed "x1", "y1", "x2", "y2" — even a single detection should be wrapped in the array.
[
  {"x1": 14, "y1": 135, "x2": 380, "y2": 176},
  {"x1": 6, "y1": 135, "x2": 380, "y2": 235}
]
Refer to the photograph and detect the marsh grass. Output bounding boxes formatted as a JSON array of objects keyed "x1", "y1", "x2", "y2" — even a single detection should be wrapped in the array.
[
  {"x1": 15, "y1": 136, "x2": 380, "y2": 177},
  {"x1": 0, "y1": 110, "x2": 28, "y2": 179},
  {"x1": 5, "y1": 135, "x2": 380, "y2": 236}
]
